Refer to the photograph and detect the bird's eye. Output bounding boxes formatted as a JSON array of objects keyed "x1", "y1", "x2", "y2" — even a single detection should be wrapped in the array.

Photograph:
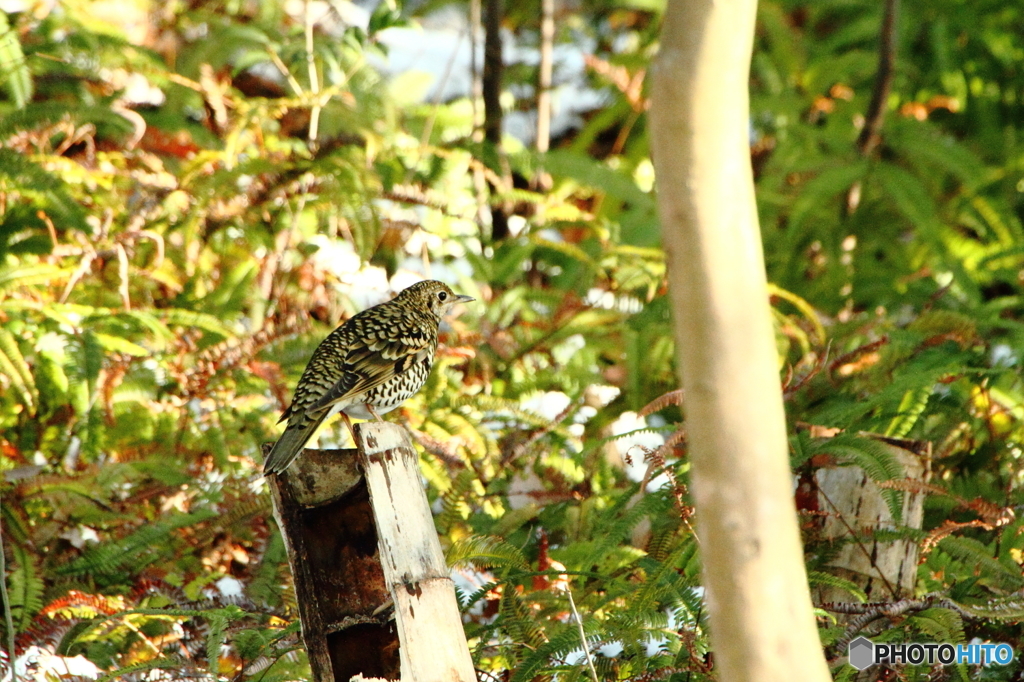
[{"x1": 437, "y1": 291, "x2": 448, "y2": 302}]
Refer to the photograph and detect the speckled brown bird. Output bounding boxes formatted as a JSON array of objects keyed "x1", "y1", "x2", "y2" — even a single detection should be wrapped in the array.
[{"x1": 263, "y1": 280, "x2": 474, "y2": 475}]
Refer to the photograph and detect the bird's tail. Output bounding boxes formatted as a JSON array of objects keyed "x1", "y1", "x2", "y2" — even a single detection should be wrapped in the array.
[{"x1": 263, "y1": 413, "x2": 327, "y2": 475}]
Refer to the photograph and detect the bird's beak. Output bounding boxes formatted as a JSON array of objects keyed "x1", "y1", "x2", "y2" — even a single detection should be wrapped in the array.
[{"x1": 455, "y1": 294, "x2": 475, "y2": 303}]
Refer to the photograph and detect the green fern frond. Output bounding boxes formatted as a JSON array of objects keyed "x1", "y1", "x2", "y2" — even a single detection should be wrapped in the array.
[
  {"x1": 581, "y1": 490, "x2": 666, "y2": 570},
  {"x1": 0, "y1": 327, "x2": 37, "y2": 414},
  {"x1": 459, "y1": 579, "x2": 502, "y2": 612},
  {"x1": 908, "y1": 607, "x2": 964, "y2": 643},
  {"x1": 207, "y1": 612, "x2": 228, "y2": 673},
  {"x1": 0, "y1": 102, "x2": 135, "y2": 140},
  {"x1": 885, "y1": 387, "x2": 931, "y2": 438},
  {"x1": 510, "y1": 614, "x2": 602, "y2": 682},
  {"x1": 95, "y1": 657, "x2": 188, "y2": 682},
  {"x1": 499, "y1": 584, "x2": 546, "y2": 656},
  {"x1": 0, "y1": 13, "x2": 32, "y2": 108},
  {"x1": 57, "y1": 509, "x2": 218, "y2": 577},
  {"x1": 446, "y1": 535, "x2": 529, "y2": 571},
  {"x1": 189, "y1": 494, "x2": 271, "y2": 547},
  {"x1": 810, "y1": 433, "x2": 906, "y2": 522},
  {"x1": 807, "y1": 570, "x2": 868, "y2": 603},
  {"x1": 954, "y1": 595, "x2": 1024, "y2": 620},
  {"x1": 9, "y1": 542, "x2": 44, "y2": 630},
  {"x1": 630, "y1": 542, "x2": 698, "y2": 613},
  {"x1": 436, "y1": 469, "x2": 475, "y2": 532},
  {"x1": 939, "y1": 536, "x2": 1024, "y2": 591},
  {"x1": 0, "y1": 264, "x2": 67, "y2": 294},
  {"x1": 160, "y1": 308, "x2": 238, "y2": 340},
  {"x1": 458, "y1": 394, "x2": 553, "y2": 427}
]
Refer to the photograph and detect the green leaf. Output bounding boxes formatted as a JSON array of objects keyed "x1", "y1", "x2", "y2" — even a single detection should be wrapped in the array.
[
  {"x1": 544, "y1": 149, "x2": 654, "y2": 211},
  {"x1": 8, "y1": 542, "x2": 44, "y2": 630},
  {"x1": 446, "y1": 535, "x2": 529, "y2": 571},
  {"x1": 807, "y1": 570, "x2": 868, "y2": 603},
  {"x1": 0, "y1": 13, "x2": 32, "y2": 108},
  {"x1": 809, "y1": 433, "x2": 906, "y2": 523},
  {"x1": 875, "y1": 162, "x2": 939, "y2": 231},
  {"x1": 0, "y1": 327, "x2": 36, "y2": 413},
  {"x1": 885, "y1": 386, "x2": 931, "y2": 438}
]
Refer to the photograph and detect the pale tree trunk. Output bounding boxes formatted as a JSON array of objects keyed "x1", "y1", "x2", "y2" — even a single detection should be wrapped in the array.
[
  {"x1": 649, "y1": 1, "x2": 833, "y2": 681},
  {"x1": 535, "y1": 0, "x2": 554, "y2": 154}
]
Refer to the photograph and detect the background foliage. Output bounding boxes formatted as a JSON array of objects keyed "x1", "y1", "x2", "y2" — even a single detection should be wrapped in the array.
[{"x1": 1, "y1": 0, "x2": 1024, "y2": 679}]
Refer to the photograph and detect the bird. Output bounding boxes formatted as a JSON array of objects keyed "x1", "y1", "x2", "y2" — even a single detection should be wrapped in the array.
[{"x1": 263, "y1": 280, "x2": 474, "y2": 475}]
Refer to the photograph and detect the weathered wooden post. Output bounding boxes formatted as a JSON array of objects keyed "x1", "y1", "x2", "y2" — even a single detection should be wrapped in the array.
[
  {"x1": 267, "y1": 423, "x2": 476, "y2": 682},
  {"x1": 355, "y1": 422, "x2": 477, "y2": 682},
  {"x1": 813, "y1": 434, "x2": 931, "y2": 604}
]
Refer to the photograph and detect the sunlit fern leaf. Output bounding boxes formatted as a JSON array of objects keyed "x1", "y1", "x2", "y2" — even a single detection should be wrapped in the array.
[
  {"x1": 458, "y1": 394, "x2": 552, "y2": 428},
  {"x1": 0, "y1": 13, "x2": 31, "y2": 108},
  {"x1": 630, "y1": 542, "x2": 699, "y2": 614},
  {"x1": 94, "y1": 657, "x2": 192, "y2": 682},
  {"x1": 159, "y1": 308, "x2": 238, "y2": 341},
  {"x1": 885, "y1": 386, "x2": 932, "y2": 438},
  {"x1": 908, "y1": 607, "x2": 965, "y2": 643},
  {"x1": 437, "y1": 469, "x2": 475, "y2": 533},
  {"x1": 446, "y1": 535, "x2": 529, "y2": 571},
  {"x1": 0, "y1": 264, "x2": 67, "y2": 295},
  {"x1": 807, "y1": 570, "x2": 868, "y2": 603},
  {"x1": 57, "y1": 509, "x2": 218, "y2": 577},
  {"x1": 510, "y1": 614, "x2": 603, "y2": 682},
  {"x1": 206, "y1": 612, "x2": 228, "y2": 674},
  {"x1": 9, "y1": 542, "x2": 44, "y2": 631},
  {"x1": 808, "y1": 433, "x2": 906, "y2": 523},
  {"x1": 938, "y1": 536, "x2": 1024, "y2": 592},
  {"x1": 0, "y1": 327, "x2": 37, "y2": 414}
]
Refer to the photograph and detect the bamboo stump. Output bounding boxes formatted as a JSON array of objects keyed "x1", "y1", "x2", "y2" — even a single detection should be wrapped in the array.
[
  {"x1": 813, "y1": 435, "x2": 932, "y2": 604},
  {"x1": 267, "y1": 423, "x2": 475, "y2": 682}
]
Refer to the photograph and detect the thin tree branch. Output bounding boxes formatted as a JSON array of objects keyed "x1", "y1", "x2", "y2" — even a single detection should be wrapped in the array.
[
  {"x1": 564, "y1": 586, "x2": 599, "y2": 682},
  {"x1": 304, "y1": 0, "x2": 322, "y2": 143},
  {"x1": 483, "y1": 0, "x2": 510, "y2": 240},
  {"x1": 857, "y1": 0, "x2": 899, "y2": 156},
  {"x1": 846, "y1": 0, "x2": 899, "y2": 214},
  {"x1": 469, "y1": 0, "x2": 490, "y2": 228},
  {"x1": 536, "y1": 0, "x2": 555, "y2": 154}
]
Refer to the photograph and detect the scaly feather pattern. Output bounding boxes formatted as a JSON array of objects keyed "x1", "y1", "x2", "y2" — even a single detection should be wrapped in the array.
[{"x1": 263, "y1": 280, "x2": 473, "y2": 475}]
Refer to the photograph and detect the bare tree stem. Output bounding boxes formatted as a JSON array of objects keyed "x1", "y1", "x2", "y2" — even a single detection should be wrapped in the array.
[
  {"x1": 483, "y1": 0, "x2": 510, "y2": 240},
  {"x1": 536, "y1": 0, "x2": 555, "y2": 154},
  {"x1": 857, "y1": 0, "x2": 899, "y2": 157},
  {"x1": 304, "y1": 0, "x2": 322, "y2": 144},
  {"x1": 649, "y1": 0, "x2": 833, "y2": 678}
]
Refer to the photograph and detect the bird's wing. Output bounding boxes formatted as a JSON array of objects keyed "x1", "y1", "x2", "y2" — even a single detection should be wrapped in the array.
[
  {"x1": 263, "y1": 408, "x2": 332, "y2": 475},
  {"x1": 310, "y1": 325, "x2": 434, "y2": 411}
]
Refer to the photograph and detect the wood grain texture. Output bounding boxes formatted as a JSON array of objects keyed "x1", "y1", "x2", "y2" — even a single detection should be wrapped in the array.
[
  {"x1": 356, "y1": 422, "x2": 476, "y2": 682},
  {"x1": 268, "y1": 445, "x2": 400, "y2": 682}
]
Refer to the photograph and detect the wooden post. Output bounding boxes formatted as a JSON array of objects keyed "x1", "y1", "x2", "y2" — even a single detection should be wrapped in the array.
[
  {"x1": 267, "y1": 423, "x2": 475, "y2": 682},
  {"x1": 814, "y1": 435, "x2": 931, "y2": 604},
  {"x1": 268, "y1": 447, "x2": 400, "y2": 681},
  {"x1": 355, "y1": 422, "x2": 477, "y2": 682}
]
